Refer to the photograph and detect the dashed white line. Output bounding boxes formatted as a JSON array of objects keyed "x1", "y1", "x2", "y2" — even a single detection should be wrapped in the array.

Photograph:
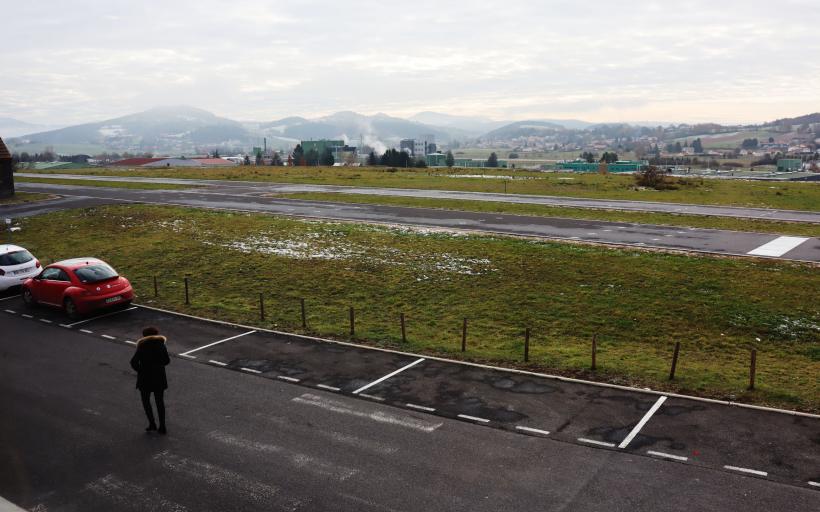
[
  {"x1": 723, "y1": 465, "x2": 768, "y2": 477},
  {"x1": 179, "y1": 354, "x2": 196, "y2": 359},
  {"x1": 457, "y1": 414, "x2": 490, "y2": 423},
  {"x1": 808, "y1": 481, "x2": 820, "y2": 488},
  {"x1": 39, "y1": 319, "x2": 52, "y2": 324},
  {"x1": 208, "y1": 360, "x2": 227, "y2": 366},
  {"x1": 0, "y1": 295, "x2": 19, "y2": 302},
  {"x1": 278, "y1": 375, "x2": 300, "y2": 382},
  {"x1": 178, "y1": 330, "x2": 257, "y2": 356},
  {"x1": 359, "y1": 393, "x2": 385, "y2": 401},
  {"x1": 21, "y1": 314, "x2": 33, "y2": 318},
  {"x1": 406, "y1": 403, "x2": 435, "y2": 412},
  {"x1": 101, "y1": 334, "x2": 116, "y2": 340},
  {"x1": 80, "y1": 329, "x2": 93, "y2": 334},
  {"x1": 647, "y1": 450, "x2": 688, "y2": 461},
  {"x1": 578, "y1": 437, "x2": 616, "y2": 447},
  {"x1": 515, "y1": 426, "x2": 550, "y2": 436},
  {"x1": 124, "y1": 340, "x2": 136, "y2": 345},
  {"x1": 63, "y1": 306, "x2": 138, "y2": 327},
  {"x1": 317, "y1": 384, "x2": 341, "y2": 392},
  {"x1": 619, "y1": 395, "x2": 667, "y2": 449},
  {"x1": 4, "y1": 309, "x2": 15, "y2": 314},
  {"x1": 352, "y1": 358, "x2": 425, "y2": 395},
  {"x1": 240, "y1": 367, "x2": 262, "y2": 374},
  {"x1": 747, "y1": 236, "x2": 809, "y2": 257}
]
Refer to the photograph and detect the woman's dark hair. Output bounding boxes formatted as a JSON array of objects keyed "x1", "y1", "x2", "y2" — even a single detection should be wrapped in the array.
[{"x1": 142, "y1": 326, "x2": 160, "y2": 337}]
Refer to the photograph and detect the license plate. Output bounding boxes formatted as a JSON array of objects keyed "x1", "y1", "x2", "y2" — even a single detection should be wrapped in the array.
[
  {"x1": 13, "y1": 267, "x2": 33, "y2": 275},
  {"x1": 105, "y1": 296, "x2": 122, "y2": 304}
]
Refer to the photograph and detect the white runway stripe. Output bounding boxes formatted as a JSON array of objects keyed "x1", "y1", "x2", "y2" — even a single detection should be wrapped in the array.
[
  {"x1": 618, "y1": 396, "x2": 667, "y2": 449},
  {"x1": 747, "y1": 236, "x2": 809, "y2": 257}
]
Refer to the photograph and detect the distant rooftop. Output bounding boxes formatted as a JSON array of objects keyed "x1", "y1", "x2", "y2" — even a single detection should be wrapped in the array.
[{"x1": 0, "y1": 137, "x2": 11, "y2": 160}]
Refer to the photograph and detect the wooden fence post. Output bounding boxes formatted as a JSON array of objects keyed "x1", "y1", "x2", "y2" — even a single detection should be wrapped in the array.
[
  {"x1": 153, "y1": 275, "x2": 158, "y2": 297},
  {"x1": 349, "y1": 306, "x2": 355, "y2": 337},
  {"x1": 300, "y1": 298, "x2": 306, "y2": 328},
  {"x1": 400, "y1": 313, "x2": 406, "y2": 343},
  {"x1": 184, "y1": 277, "x2": 190, "y2": 305},
  {"x1": 748, "y1": 349, "x2": 757, "y2": 390},
  {"x1": 259, "y1": 293, "x2": 265, "y2": 321},
  {"x1": 524, "y1": 327, "x2": 530, "y2": 362},
  {"x1": 669, "y1": 342, "x2": 681, "y2": 380},
  {"x1": 591, "y1": 333, "x2": 597, "y2": 371},
  {"x1": 461, "y1": 318, "x2": 467, "y2": 352}
]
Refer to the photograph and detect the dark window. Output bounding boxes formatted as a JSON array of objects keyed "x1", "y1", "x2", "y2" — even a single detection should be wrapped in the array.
[
  {"x1": 0, "y1": 250, "x2": 34, "y2": 266},
  {"x1": 54, "y1": 270, "x2": 71, "y2": 282},
  {"x1": 40, "y1": 267, "x2": 62, "y2": 280},
  {"x1": 73, "y1": 264, "x2": 117, "y2": 283}
]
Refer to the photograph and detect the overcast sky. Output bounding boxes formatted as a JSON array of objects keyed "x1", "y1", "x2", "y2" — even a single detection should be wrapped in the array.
[{"x1": 2, "y1": 0, "x2": 819, "y2": 126}]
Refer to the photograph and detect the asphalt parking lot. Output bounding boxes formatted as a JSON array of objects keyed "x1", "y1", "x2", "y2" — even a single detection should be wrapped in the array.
[{"x1": 1, "y1": 292, "x2": 818, "y2": 492}]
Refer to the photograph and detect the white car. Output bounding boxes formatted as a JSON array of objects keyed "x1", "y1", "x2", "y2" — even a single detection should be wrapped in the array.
[{"x1": 0, "y1": 245, "x2": 41, "y2": 292}]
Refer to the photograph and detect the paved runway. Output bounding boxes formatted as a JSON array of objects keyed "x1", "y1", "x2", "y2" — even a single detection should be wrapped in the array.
[
  {"x1": 16, "y1": 172, "x2": 820, "y2": 223},
  {"x1": 1, "y1": 297, "x2": 818, "y2": 511},
  {"x1": 9, "y1": 182, "x2": 820, "y2": 263}
]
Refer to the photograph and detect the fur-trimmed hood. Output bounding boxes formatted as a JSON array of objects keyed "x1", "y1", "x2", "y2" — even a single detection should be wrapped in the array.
[{"x1": 137, "y1": 335, "x2": 167, "y2": 347}]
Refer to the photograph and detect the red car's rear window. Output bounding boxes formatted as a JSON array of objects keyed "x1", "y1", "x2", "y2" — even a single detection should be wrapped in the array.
[{"x1": 74, "y1": 264, "x2": 118, "y2": 283}]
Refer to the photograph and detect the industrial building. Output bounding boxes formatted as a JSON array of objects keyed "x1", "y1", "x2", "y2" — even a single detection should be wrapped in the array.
[
  {"x1": 425, "y1": 153, "x2": 508, "y2": 168},
  {"x1": 777, "y1": 159, "x2": 803, "y2": 172},
  {"x1": 399, "y1": 136, "x2": 436, "y2": 157},
  {"x1": 558, "y1": 160, "x2": 648, "y2": 173}
]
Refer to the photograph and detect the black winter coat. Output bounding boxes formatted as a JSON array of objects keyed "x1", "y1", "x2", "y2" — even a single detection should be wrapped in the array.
[{"x1": 130, "y1": 335, "x2": 170, "y2": 391}]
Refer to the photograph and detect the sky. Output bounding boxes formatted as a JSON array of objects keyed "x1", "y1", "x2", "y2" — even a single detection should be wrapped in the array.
[{"x1": 2, "y1": 0, "x2": 819, "y2": 126}]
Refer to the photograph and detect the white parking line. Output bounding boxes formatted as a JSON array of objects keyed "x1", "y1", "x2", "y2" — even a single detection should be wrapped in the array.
[
  {"x1": 359, "y1": 393, "x2": 385, "y2": 402},
  {"x1": 808, "y1": 481, "x2": 820, "y2": 488},
  {"x1": 578, "y1": 438, "x2": 615, "y2": 447},
  {"x1": 179, "y1": 354, "x2": 197, "y2": 359},
  {"x1": 406, "y1": 403, "x2": 435, "y2": 412},
  {"x1": 4, "y1": 309, "x2": 15, "y2": 314},
  {"x1": 178, "y1": 330, "x2": 257, "y2": 356},
  {"x1": 39, "y1": 319, "x2": 52, "y2": 324},
  {"x1": 352, "y1": 358, "x2": 425, "y2": 395},
  {"x1": 101, "y1": 334, "x2": 116, "y2": 340},
  {"x1": 747, "y1": 236, "x2": 809, "y2": 257},
  {"x1": 278, "y1": 375, "x2": 300, "y2": 382},
  {"x1": 723, "y1": 465, "x2": 768, "y2": 477},
  {"x1": 515, "y1": 426, "x2": 550, "y2": 436},
  {"x1": 241, "y1": 367, "x2": 262, "y2": 374},
  {"x1": 317, "y1": 384, "x2": 341, "y2": 391},
  {"x1": 647, "y1": 450, "x2": 688, "y2": 461},
  {"x1": 618, "y1": 395, "x2": 667, "y2": 449},
  {"x1": 124, "y1": 340, "x2": 136, "y2": 345},
  {"x1": 80, "y1": 329, "x2": 93, "y2": 334},
  {"x1": 457, "y1": 414, "x2": 490, "y2": 423},
  {"x1": 63, "y1": 306, "x2": 138, "y2": 328},
  {"x1": 208, "y1": 360, "x2": 227, "y2": 366},
  {"x1": 21, "y1": 314, "x2": 33, "y2": 318},
  {"x1": 0, "y1": 295, "x2": 19, "y2": 302}
]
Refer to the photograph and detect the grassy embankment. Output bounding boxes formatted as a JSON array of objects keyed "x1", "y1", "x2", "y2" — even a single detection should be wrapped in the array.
[
  {"x1": 266, "y1": 192, "x2": 820, "y2": 238},
  {"x1": 15, "y1": 177, "x2": 200, "y2": 190},
  {"x1": 16, "y1": 204, "x2": 820, "y2": 412},
  {"x1": 25, "y1": 166, "x2": 820, "y2": 211},
  {"x1": 0, "y1": 192, "x2": 55, "y2": 205}
]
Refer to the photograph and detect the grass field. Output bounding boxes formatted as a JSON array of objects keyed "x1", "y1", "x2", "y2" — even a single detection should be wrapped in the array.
[
  {"x1": 267, "y1": 192, "x2": 820, "y2": 237},
  {"x1": 15, "y1": 204, "x2": 819, "y2": 412},
  {"x1": 15, "y1": 177, "x2": 200, "y2": 190},
  {"x1": 0, "y1": 191, "x2": 54, "y2": 205},
  {"x1": 25, "y1": 166, "x2": 820, "y2": 211}
]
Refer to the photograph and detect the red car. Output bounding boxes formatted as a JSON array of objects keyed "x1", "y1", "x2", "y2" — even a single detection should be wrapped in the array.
[{"x1": 22, "y1": 258, "x2": 134, "y2": 319}]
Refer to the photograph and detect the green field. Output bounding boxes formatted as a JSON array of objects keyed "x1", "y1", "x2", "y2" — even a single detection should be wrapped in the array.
[
  {"x1": 267, "y1": 192, "x2": 820, "y2": 237},
  {"x1": 15, "y1": 204, "x2": 820, "y2": 412},
  {"x1": 16, "y1": 177, "x2": 201, "y2": 190},
  {"x1": 0, "y1": 191, "x2": 54, "y2": 205},
  {"x1": 24, "y1": 166, "x2": 820, "y2": 211}
]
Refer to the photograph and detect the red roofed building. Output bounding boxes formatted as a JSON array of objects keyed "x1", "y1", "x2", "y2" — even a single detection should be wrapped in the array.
[
  {"x1": 193, "y1": 158, "x2": 238, "y2": 167},
  {"x1": 111, "y1": 158, "x2": 164, "y2": 166}
]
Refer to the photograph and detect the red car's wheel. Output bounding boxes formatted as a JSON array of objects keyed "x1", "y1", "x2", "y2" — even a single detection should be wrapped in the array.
[
  {"x1": 64, "y1": 297, "x2": 80, "y2": 320},
  {"x1": 22, "y1": 288, "x2": 36, "y2": 307}
]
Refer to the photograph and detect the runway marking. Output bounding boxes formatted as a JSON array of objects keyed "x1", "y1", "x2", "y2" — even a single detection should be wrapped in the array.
[
  {"x1": 578, "y1": 437, "x2": 616, "y2": 447},
  {"x1": 79, "y1": 328, "x2": 93, "y2": 334},
  {"x1": 515, "y1": 426, "x2": 550, "y2": 436},
  {"x1": 208, "y1": 360, "x2": 227, "y2": 366},
  {"x1": 457, "y1": 414, "x2": 490, "y2": 423},
  {"x1": 63, "y1": 306, "x2": 138, "y2": 327},
  {"x1": 352, "y1": 358, "x2": 425, "y2": 394},
  {"x1": 179, "y1": 354, "x2": 197, "y2": 359},
  {"x1": 39, "y1": 318, "x2": 52, "y2": 324},
  {"x1": 124, "y1": 340, "x2": 136, "y2": 345},
  {"x1": 647, "y1": 450, "x2": 688, "y2": 461},
  {"x1": 747, "y1": 236, "x2": 809, "y2": 257},
  {"x1": 723, "y1": 465, "x2": 768, "y2": 477},
  {"x1": 278, "y1": 375, "x2": 300, "y2": 382},
  {"x1": 293, "y1": 393, "x2": 442, "y2": 432},
  {"x1": 317, "y1": 384, "x2": 341, "y2": 391},
  {"x1": 241, "y1": 367, "x2": 262, "y2": 374},
  {"x1": 359, "y1": 393, "x2": 385, "y2": 401},
  {"x1": 21, "y1": 314, "x2": 33, "y2": 318},
  {"x1": 808, "y1": 481, "x2": 820, "y2": 488},
  {"x1": 178, "y1": 329, "x2": 257, "y2": 356},
  {"x1": 406, "y1": 403, "x2": 435, "y2": 412},
  {"x1": 619, "y1": 395, "x2": 667, "y2": 449},
  {"x1": 101, "y1": 334, "x2": 116, "y2": 340},
  {"x1": 4, "y1": 309, "x2": 15, "y2": 314}
]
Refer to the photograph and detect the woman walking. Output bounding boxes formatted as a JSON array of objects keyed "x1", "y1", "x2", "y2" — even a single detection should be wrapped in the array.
[{"x1": 130, "y1": 326, "x2": 170, "y2": 434}]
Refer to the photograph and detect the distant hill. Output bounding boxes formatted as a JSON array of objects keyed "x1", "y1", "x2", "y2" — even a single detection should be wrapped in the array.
[
  {"x1": 481, "y1": 120, "x2": 568, "y2": 140},
  {"x1": 9, "y1": 106, "x2": 252, "y2": 154},
  {"x1": 0, "y1": 117, "x2": 56, "y2": 138}
]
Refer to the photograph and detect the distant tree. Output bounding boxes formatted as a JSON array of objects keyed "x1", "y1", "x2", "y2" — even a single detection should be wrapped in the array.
[
  {"x1": 580, "y1": 151, "x2": 596, "y2": 163},
  {"x1": 379, "y1": 149, "x2": 411, "y2": 167},
  {"x1": 415, "y1": 157, "x2": 427, "y2": 168},
  {"x1": 255, "y1": 152, "x2": 263, "y2": 165},
  {"x1": 507, "y1": 152, "x2": 519, "y2": 159},
  {"x1": 445, "y1": 150, "x2": 455, "y2": 168},
  {"x1": 305, "y1": 149, "x2": 320, "y2": 166},
  {"x1": 243, "y1": 155, "x2": 251, "y2": 165},
  {"x1": 674, "y1": 142, "x2": 682, "y2": 153},
  {"x1": 270, "y1": 152, "x2": 283, "y2": 166},
  {"x1": 212, "y1": 149, "x2": 220, "y2": 158},
  {"x1": 741, "y1": 138, "x2": 759, "y2": 150},
  {"x1": 692, "y1": 138, "x2": 704, "y2": 154},
  {"x1": 768, "y1": 136, "x2": 775, "y2": 143},
  {"x1": 320, "y1": 147, "x2": 335, "y2": 166},
  {"x1": 292, "y1": 144, "x2": 305, "y2": 166},
  {"x1": 19, "y1": 152, "x2": 30, "y2": 162},
  {"x1": 599, "y1": 152, "x2": 618, "y2": 163},
  {"x1": 486, "y1": 152, "x2": 499, "y2": 168},
  {"x1": 367, "y1": 151, "x2": 379, "y2": 166}
]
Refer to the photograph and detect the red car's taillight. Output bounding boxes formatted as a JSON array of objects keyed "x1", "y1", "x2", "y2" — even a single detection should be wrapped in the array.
[
  {"x1": 35, "y1": 260, "x2": 41, "y2": 268},
  {"x1": 0, "y1": 269, "x2": 5, "y2": 276}
]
